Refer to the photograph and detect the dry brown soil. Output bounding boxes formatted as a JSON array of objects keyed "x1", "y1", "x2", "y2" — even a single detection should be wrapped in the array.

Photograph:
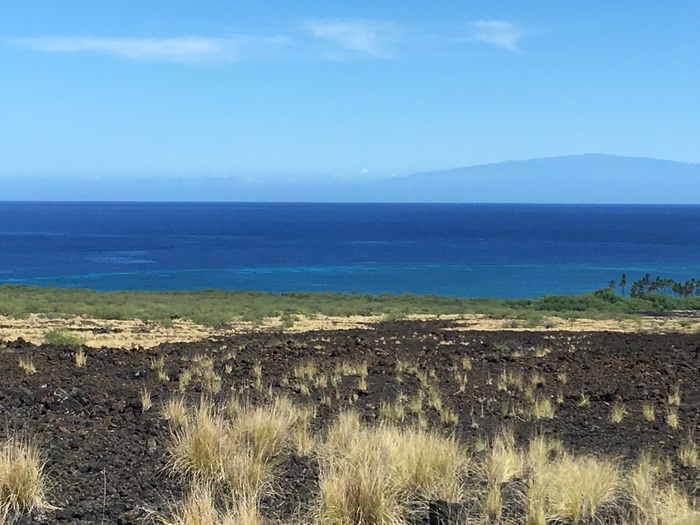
[
  {"x1": 2, "y1": 319, "x2": 700, "y2": 523},
  {"x1": 2, "y1": 313, "x2": 698, "y2": 349}
]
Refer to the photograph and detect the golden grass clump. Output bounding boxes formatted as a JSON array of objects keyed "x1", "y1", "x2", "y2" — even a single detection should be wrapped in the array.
[
  {"x1": 526, "y1": 433, "x2": 563, "y2": 472},
  {"x1": 318, "y1": 432, "x2": 402, "y2": 525},
  {"x1": 157, "y1": 483, "x2": 262, "y2": 525},
  {"x1": 481, "y1": 428, "x2": 523, "y2": 486},
  {"x1": 479, "y1": 427, "x2": 523, "y2": 520},
  {"x1": 168, "y1": 395, "x2": 312, "y2": 506},
  {"x1": 158, "y1": 483, "x2": 222, "y2": 525},
  {"x1": 317, "y1": 412, "x2": 469, "y2": 525},
  {"x1": 169, "y1": 399, "x2": 232, "y2": 484},
  {"x1": 162, "y1": 396, "x2": 189, "y2": 427},
  {"x1": 628, "y1": 453, "x2": 663, "y2": 525},
  {"x1": 0, "y1": 436, "x2": 51, "y2": 516},
  {"x1": 678, "y1": 434, "x2": 699, "y2": 468},
  {"x1": 232, "y1": 396, "x2": 309, "y2": 460},
  {"x1": 628, "y1": 453, "x2": 700, "y2": 525},
  {"x1": 18, "y1": 357, "x2": 36, "y2": 375},
  {"x1": 527, "y1": 395, "x2": 556, "y2": 420},
  {"x1": 141, "y1": 387, "x2": 153, "y2": 411},
  {"x1": 384, "y1": 426, "x2": 467, "y2": 502},
  {"x1": 611, "y1": 400, "x2": 627, "y2": 423},
  {"x1": 666, "y1": 407, "x2": 680, "y2": 429},
  {"x1": 528, "y1": 453, "x2": 620, "y2": 523},
  {"x1": 74, "y1": 348, "x2": 87, "y2": 368},
  {"x1": 668, "y1": 384, "x2": 681, "y2": 407},
  {"x1": 642, "y1": 402, "x2": 656, "y2": 422}
]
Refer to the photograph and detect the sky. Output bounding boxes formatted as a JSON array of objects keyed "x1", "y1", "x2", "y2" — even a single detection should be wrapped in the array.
[{"x1": 1, "y1": 1, "x2": 699, "y2": 187}]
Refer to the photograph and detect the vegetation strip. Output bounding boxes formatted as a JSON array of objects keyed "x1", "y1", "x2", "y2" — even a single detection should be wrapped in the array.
[{"x1": 3, "y1": 283, "x2": 700, "y2": 327}]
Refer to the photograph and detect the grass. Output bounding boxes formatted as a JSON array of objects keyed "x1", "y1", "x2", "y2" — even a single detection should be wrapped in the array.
[
  {"x1": 317, "y1": 411, "x2": 469, "y2": 525},
  {"x1": 3, "y1": 283, "x2": 699, "y2": 326},
  {"x1": 610, "y1": 400, "x2": 627, "y2": 423},
  {"x1": 74, "y1": 348, "x2": 87, "y2": 368},
  {"x1": 138, "y1": 385, "x2": 700, "y2": 525},
  {"x1": 628, "y1": 453, "x2": 700, "y2": 525},
  {"x1": 42, "y1": 327, "x2": 85, "y2": 347},
  {"x1": 0, "y1": 435, "x2": 51, "y2": 516},
  {"x1": 678, "y1": 434, "x2": 699, "y2": 468},
  {"x1": 527, "y1": 395, "x2": 556, "y2": 420},
  {"x1": 141, "y1": 387, "x2": 153, "y2": 411},
  {"x1": 157, "y1": 483, "x2": 261, "y2": 525},
  {"x1": 162, "y1": 397, "x2": 189, "y2": 427},
  {"x1": 531, "y1": 454, "x2": 621, "y2": 522},
  {"x1": 7, "y1": 289, "x2": 700, "y2": 523},
  {"x1": 642, "y1": 402, "x2": 656, "y2": 422},
  {"x1": 18, "y1": 357, "x2": 36, "y2": 375},
  {"x1": 168, "y1": 395, "x2": 310, "y2": 507},
  {"x1": 479, "y1": 427, "x2": 523, "y2": 520},
  {"x1": 668, "y1": 384, "x2": 682, "y2": 407},
  {"x1": 666, "y1": 408, "x2": 680, "y2": 429}
]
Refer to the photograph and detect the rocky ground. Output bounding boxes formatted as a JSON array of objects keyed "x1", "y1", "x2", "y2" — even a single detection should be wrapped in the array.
[{"x1": 2, "y1": 319, "x2": 700, "y2": 524}]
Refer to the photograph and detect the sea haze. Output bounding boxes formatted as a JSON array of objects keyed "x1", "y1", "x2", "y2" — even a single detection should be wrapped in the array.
[{"x1": 1, "y1": 202, "x2": 700, "y2": 298}]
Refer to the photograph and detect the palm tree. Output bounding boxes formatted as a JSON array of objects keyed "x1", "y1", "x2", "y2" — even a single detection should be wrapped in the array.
[{"x1": 619, "y1": 274, "x2": 627, "y2": 296}]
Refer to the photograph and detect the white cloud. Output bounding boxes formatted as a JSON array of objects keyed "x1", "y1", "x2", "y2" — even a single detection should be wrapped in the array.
[
  {"x1": 8, "y1": 19, "x2": 526, "y2": 63},
  {"x1": 9, "y1": 35, "x2": 290, "y2": 62},
  {"x1": 304, "y1": 19, "x2": 400, "y2": 58},
  {"x1": 470, "y1": 20, "x2": 522, "y2": 52}
]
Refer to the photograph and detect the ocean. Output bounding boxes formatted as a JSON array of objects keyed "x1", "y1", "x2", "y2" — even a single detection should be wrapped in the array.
[{"x1": 1, "y1": 202, "x2": 700, "y2": 298}]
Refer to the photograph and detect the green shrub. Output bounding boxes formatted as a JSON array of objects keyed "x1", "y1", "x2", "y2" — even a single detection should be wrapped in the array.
[{"x1": 43, "y1": 328, "x2": 85, "y2": 347}]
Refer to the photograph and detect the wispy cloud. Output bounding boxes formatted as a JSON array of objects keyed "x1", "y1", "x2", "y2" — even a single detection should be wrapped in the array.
[
  {"x1": 9, "y1": 35, "x2": 290, "y2": 62},
  {"x1": 304, "y1": 19, "x2": 400, "y2": 58},
  {"x1": 9, "y1": 19, "x2": 526, "y2": 63},
  {"x1": 470, "y1": 20, "x2": 523, "y2": 52}
]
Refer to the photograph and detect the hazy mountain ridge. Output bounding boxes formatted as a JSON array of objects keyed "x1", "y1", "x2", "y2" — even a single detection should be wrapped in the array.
[
  {"x1": 4, "y1": 154, "x2": 700, "y2": 203},
  {"x1": 386, "y1": 154, "x2": 700, "y2": 203}
]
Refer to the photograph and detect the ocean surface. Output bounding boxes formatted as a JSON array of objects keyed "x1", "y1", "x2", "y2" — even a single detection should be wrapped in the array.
[{"x1": 2, "y1": 202, "x2": 700, "y2": 298}]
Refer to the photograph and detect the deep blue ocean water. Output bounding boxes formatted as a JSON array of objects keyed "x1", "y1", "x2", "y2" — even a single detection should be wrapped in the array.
[{"x1": 2, "y1": 202, "x2": 700, "y2": 298}]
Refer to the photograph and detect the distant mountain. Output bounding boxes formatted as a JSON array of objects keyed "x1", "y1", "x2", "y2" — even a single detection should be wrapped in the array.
[
  {"x1": 369, "y1": 154, "x2": 700, "y2": 204},
  {"x1": 3, "y1": 154, "x2": 700, "y2": 203}
]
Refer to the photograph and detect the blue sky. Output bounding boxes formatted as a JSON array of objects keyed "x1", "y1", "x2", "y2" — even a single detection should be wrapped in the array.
[{"x1": 1, "y1": 1, "x2": 699, "y2": 185}]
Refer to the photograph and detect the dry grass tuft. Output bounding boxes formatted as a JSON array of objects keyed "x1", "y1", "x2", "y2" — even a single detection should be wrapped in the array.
[
  {"x1": 611, "y1": 400, "x2": 627, "y2": 423},
  {"x1": 168, "y1": 395, "x2": 312, "y2": 507},
  {"x1": 318, "y1": 412, "x2": 469, "y2": 525},
  {"x1": 530, "y1": 453, "x2": 620, "y2": 523},
  {"x1": 384, "y1": 426, "x2": 467, "y2": 502},
  {"x1": 666, "y1": 407, "x2": 680, "y2": 429},
  {"x1": 668, "y1": 384, "x2": 682, "y2": 407},
  {"x1": 169, "y1": 399, "x2": 231, "y2": 483},
  {"x1": 158, "y1": 483, "x2": 221, "y2": 525},
  {"x1": 479, "y1": 427, "x2": 523, "y2": 520},
  {"x1": 318, "y1": 436, "x2": 402, "y2": 525},
  {"x1": 678, "y1": 434, "x2": 699, "y2": 468},
  {"x1": 141, "y1": 387, "x2": 153, "y2": 411},
  {"x1": 642, "y1": 402, "x2": 656, "y2": 422},
  {"x1": 0, "y1": 435, "x2": 51, "y2": 516},
  {"x1": 162, "y1": 397, "x2": 189, "y2": 427},
  {"x1": 232, "y1": 396, "x2": 308, "y2": 461},
  {"x1": 74, "y1": 348, "x2": 87, "y2": 368},
  {"x1": 628, "y1": 453, "x2": 700, "y2": 525},
  {"x1": 628, "y1": 453, "x2": 662, "y2": 525},
  {"x1": 18, "y1": 357, "x2": 36, "y2": 375},
  {"x1": 157, "y1": 483, "x2": 262, "y2": 525},
  {"x1": 527, "y1": 395, "x2": 556, "y2": 420}
]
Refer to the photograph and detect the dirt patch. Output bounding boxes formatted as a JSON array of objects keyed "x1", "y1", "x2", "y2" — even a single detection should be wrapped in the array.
[
  {"x1": 2, "y1": 319, "x2": 700, "y2": 523},
  {"x1": 1, "y1": 313, "x2": 698, "y2": 349}
]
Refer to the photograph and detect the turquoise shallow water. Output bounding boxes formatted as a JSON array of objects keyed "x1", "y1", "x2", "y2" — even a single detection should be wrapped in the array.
[{"x1": 2, "y1": 202, "x2": 700, "y2": 298}]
